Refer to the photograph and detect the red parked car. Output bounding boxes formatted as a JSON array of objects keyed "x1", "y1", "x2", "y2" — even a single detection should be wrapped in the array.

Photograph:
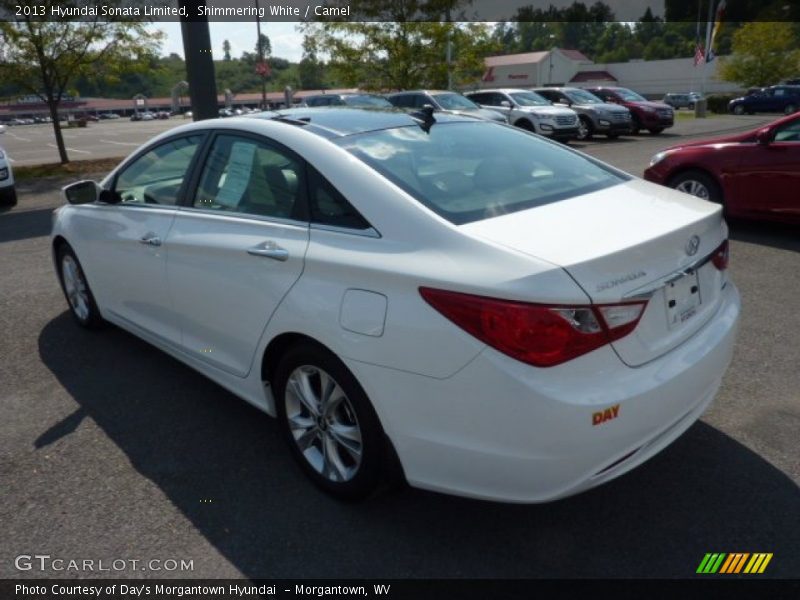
[
  {"x1": 644, "y1": 112, "x2": 800, "y2": 223},
  {"x1": 586, "y1": 86, "x2": 674, "y2": 135}
]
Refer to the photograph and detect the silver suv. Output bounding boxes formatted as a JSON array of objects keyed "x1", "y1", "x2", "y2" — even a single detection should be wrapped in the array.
[
  {"x1": 533, "y1": 87, "x2": 632, "y2": 140},
  {"x1": 386, "y1": 90, "x2": 507, "y2": 123},
  {"x1": 466, "y1": 88, "x2": 579, "y2": 141}
]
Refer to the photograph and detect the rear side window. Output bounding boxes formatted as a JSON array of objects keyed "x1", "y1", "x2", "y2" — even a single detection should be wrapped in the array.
[
  {"x1": 338, "y1": 121, "x2": 626, "y2": 225},
  {"x1": 308, "y1": 168, "x2": 372, "y2": 231}
]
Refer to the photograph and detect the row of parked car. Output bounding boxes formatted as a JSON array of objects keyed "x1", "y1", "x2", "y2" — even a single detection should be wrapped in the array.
[{"x1": 300, "y1": 86, "x2": 676, "y2": 142}]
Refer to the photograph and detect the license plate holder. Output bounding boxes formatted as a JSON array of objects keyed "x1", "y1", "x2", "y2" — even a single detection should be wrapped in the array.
[{"x1": 665, "y1": 270, "x2": 702, "y2": 330}]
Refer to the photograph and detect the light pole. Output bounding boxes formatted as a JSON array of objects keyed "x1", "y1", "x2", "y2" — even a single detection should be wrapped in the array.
[
  {"x1": 179, "y1": 0, "x2": 219, "y2": 121},
  {"x1": 255, "y1": 0, "x2": 267, "y2": 110},
  {"x1": 445, "y1": 6, "x2": 453, "y2": 91}
]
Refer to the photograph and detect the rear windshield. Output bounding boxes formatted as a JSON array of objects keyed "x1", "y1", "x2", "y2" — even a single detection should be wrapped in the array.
[{"x1": 337, "y1": 121, "x2": 627, "y2": 225}]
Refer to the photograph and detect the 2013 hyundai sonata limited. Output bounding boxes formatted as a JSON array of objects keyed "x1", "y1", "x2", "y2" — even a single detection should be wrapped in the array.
[{"x1": 51, "y1": 108, "x2": 740, "y2": 502}]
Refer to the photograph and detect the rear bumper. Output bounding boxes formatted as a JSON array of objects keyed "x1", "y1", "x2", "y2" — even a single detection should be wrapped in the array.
[{"x1": 348, "y1": 282, "x2": 740, "y2": 503}]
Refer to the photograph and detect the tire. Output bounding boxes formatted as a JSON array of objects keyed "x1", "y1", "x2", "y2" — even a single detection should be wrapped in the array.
[
  {"x1": 274, "y1": 341, "x2": 386, "y2": 500},
  {"x1": 606, "y1": 132, "x2": 619, "y2": 139},
  {"x1": 514, "y1": 119, "x2": 535, "y2": 132},
  {"x1": 668, "y1": 170, "x2": 723, "y2": 206},
  {"x1": 630, "y1": 117, "x2": 641, "y2": 135},
  {"x1": 576, "y1": 116, "x2": 593, "y2": 141},
  {"x1": 649, "y1": 127, "x2": 664, "y2": 135},
  {"x1": 56, "y1": 244, "x2": 104, "y2": 328},
  {"x1": 732, "y1": 104, "x2": 745, "y2": 115},
  {"x1": 784, "y1": 104, "x2": 797, "y2": 115},
  {"x1": 0, "y1": 186, "x2": 16, "y2": 207}
]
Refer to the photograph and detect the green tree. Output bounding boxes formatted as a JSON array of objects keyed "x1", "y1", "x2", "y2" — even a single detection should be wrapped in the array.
[
  {"x1": 222, "y1": 39, "x2": 232, "y2": 62},
  {"x1": 256, "y1": 33, "x2": 271, "y2": 59},
  {"x1": 720, "y1": 22, "x2": 800, "y2": 87},
  {"x1": 301, "y1": 20, "x2": 498, "y2": 90},
  {"x1": 0, "y1": 5, "x2": 162, "y2": 163},
  {"x1": 298, "y1": 35, "x2": 326, "y2": 90}
]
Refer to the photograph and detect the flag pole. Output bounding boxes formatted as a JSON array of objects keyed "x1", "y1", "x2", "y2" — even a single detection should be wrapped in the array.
[{"x1": 701, "y1": 0, "x2": 714, "y2": 96}]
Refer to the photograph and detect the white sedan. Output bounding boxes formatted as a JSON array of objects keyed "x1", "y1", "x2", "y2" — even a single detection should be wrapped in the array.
[{"x1": 51, "y1": 108, "x2": 740, "y2": 502}]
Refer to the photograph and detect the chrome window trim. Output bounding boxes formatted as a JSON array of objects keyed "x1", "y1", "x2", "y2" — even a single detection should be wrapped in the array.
[
  {"x1": 176, "y1": 205, "x2": 309, "y2": 230},
  {"x1": 310, "y1": 222, "x2": 381, "y2": 239}
]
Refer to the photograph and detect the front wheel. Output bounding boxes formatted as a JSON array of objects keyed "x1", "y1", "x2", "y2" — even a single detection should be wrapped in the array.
[
  {"x1": 669, "y1": 170, "x2": 723, "y2": 205},
  {"x1": 649, "y1": 127, "x2": 664, "y2": 135},
  {"x1": 274, "y1": 341, "x2": 387, "y2": 500},
  {"x1": 0, "y1": 186, "x2": 16, "y2": 207},
  {"x1": 56, "y1": 244, "x2": 103, "y2": 328},
  {"x1": 576, "y1": 116, "x2": 593, "y2": 141},
  {"x1": 732, "y1": 104, "x2": 745, "y2": 115},
  {"x1": 784, "y1": 104, "x2": 797, "y2": 115}
]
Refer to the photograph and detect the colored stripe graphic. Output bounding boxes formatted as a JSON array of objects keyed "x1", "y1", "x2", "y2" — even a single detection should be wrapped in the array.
[
  {"x1": 697, "y1": 553, "x2": 727, "y2": 573},
  {"x1": 744, "y1": 553, "x2": 773, "y2": 574},
  {"x1": 698, "y1": 552, "x2": 773, "y2": 574}
]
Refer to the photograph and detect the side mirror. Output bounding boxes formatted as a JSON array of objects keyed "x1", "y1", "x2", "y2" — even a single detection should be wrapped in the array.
[
  {"x1": 500, "y1": 100, "x2": 512, "y2": 108},
  {"x1": 62, "y1": 180, "x2": 100, "y2": 205},
  {"x1": 62, "y1": 180, "x2": 118, "y2": 205},
  {"x1": 756, "y1": 128, "x2": 773, "y2": 145}
]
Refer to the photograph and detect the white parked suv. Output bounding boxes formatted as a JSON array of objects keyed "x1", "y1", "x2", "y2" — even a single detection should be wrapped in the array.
[
  {"x1": 466, "y1": 88, "x2": 580, "y2": 141},
  {"x1": 0, "y1": 145, "x2": 16, "y2": 207}
]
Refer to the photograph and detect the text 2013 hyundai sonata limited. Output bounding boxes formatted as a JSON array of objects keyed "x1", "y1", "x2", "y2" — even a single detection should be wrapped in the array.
[{"x1": 51, "y1": 108, "x2": 740, "y2": 503}]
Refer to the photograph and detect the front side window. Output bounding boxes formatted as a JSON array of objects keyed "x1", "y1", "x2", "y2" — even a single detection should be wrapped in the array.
[
  {"x1": 115, "y1": 135, "x2": 203, "y2": 205},
  {"x1": 614, "y1": 88, "x2": 647, "y2": 102},
  {"x1": 193, "y1": 134, "x2": 304, "y2": 220},
  {"x1": 338, "y1": 122, "x2": 626, "y2": 225}
]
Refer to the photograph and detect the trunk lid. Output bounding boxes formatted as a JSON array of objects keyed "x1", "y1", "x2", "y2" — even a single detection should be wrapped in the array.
[{"x1": 460, "y1": 179, "x2": 728, "y2": 366}]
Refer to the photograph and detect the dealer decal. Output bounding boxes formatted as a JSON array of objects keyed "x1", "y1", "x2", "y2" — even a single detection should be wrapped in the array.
[{"x1": 592, "y1": 404, "x2": 620, "y2": 426}]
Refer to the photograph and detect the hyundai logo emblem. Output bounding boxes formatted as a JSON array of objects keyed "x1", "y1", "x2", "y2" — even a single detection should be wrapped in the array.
[{"x1": 685, "y1": 235, "x2": 700, "y2": 256}]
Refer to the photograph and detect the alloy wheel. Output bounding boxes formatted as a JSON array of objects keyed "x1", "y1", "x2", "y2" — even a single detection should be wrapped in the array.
[
  {"x1": 675, "y1": 179, "x2": 710, "y2": 200},
  {"x1": 61, "y1": 254, "x2": 91, "y2": 321},
  {"x1": 284, "y1": 365, "x2": 363, "y2": 483}
]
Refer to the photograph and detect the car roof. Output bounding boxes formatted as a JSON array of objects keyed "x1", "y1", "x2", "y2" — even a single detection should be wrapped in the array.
[
  {"x1": 468, "y1": 88, "x2": 533, "y2": 94},
  {"x1": 387, "y1": 90, "x2": 451, "y2": 96},
  {"x1": 245, "y1": 107, "x2": 475, "y2": 138}
]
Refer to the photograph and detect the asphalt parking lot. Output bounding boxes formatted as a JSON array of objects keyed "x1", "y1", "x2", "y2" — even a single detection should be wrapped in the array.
[
  {"x1": 1, "y1": 115, "x2": 798, "y2": 580},
  {"x1": 0, "y1": 118, "x2": 189, "y2": 166}
]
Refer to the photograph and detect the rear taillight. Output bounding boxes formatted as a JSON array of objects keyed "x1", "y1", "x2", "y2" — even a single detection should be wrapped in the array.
[
  {"x1": 419, "y1": 287, "x2": 647, "y2": 368},
  {"x1": 711, "y1": 239, "x2": 729, "y2": 270}
]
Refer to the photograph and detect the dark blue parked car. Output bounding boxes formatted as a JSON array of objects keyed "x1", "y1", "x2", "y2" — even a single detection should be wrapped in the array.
[{"x1": 729, "y1": 85, "x2": 800, "y2": 115}]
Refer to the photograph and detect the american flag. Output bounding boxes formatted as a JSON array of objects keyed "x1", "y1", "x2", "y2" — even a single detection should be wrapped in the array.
[{"x1": 694, "y1": 44, "x2": 705, "y2": 67}]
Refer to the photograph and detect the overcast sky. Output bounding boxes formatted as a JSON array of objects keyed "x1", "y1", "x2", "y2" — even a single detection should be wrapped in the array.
[{"x1": 153, "y1": 22, "x2": 306, "y2": 62}]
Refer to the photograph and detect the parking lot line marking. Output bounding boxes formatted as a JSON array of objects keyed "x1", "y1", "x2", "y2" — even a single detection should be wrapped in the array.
[
  {"x1": 47, "y1": 143, "x2": 91, "y2": 155},
  {"x1": 8, "y1": 133, "x2": 31, "y2": 142},
  {"x1": 100, "y1": 139, "x2": 141, "y2": 146}
]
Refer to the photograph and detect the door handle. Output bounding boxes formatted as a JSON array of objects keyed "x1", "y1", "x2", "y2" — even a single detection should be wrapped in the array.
[
  {"x1": 139, "y1": 234, "x2": 162, "y2": 247},
  {"x1": 247, "y1": 241, "x2": 289, "y2": 261}
]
